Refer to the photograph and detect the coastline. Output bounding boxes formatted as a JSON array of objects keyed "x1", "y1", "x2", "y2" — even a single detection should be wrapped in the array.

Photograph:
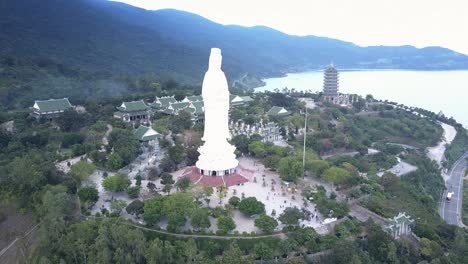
[{"x1": 256, "y1": 69, "x2": 468, "y2": 128}]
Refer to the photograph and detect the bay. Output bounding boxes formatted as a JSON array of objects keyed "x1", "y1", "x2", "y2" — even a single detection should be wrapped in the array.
[{"x1": 257, "y1": 70, "x2": 468, "y2": 128}]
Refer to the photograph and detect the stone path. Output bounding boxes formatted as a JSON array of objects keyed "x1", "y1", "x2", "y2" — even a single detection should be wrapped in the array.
[
  {"x1": 202, "y1": 157, "x2": 327, "y2": 233},
  {"x1": 85, "y1": 142, "x2": 166, "y2": 215}
]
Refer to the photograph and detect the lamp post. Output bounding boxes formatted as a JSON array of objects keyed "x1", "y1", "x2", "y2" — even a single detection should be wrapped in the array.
[{"x1": 302, "y1": 106, "x2": 308, "y2": 178}]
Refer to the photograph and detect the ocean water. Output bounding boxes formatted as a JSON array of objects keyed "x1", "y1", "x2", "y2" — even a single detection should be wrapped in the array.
[{"x1": 257, "y1": 70, "x2": 468, "y2": 128}]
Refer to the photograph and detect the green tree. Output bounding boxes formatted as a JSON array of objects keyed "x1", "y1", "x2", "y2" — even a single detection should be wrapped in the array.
[
  {"x1": 254, "y1": 242, "x2": 273, "y2": 262},
  {"x1": 204, "y1": 186, "x2": 214, "y2": 207},
  {"x1": 68, "y1": 161, "x2": 96, "y2": 183},
  {"x1": 278, "y1": 239, "x2": 299, "y2": 257},
  {"x1": 4, "y1": 152, "x2": 48, "y2": 203},
  {"x1": 322, "y1": 166, "x2": 351, "y2": 184},
  {"x1": 306, "y1": 160, "x2": 330, "y2": 177},
  {"x1": 278, "y1": 156, "x2": 303, "y2": 182},
  {"x1": 175, "y1": 176, "x2": 191, "y2": 192},
  {"x1": 161, "y1": 172, "x2": 175, "y2": 185},
  {"x1": 144, "y1": 196, "x2": 166, "y2": 225},
  {"x1": 191, "y1": 208, "x2": 211, "y2": 230},
  {"x1": 254, "y1": 214, "x2": 278, "y2": 233},
  {"x1": 108, "y1": 128, "x2": 140, "y2": 166},
  {"x1": 37, "y1": 185, "x2": 73, "y2": 253},
  {"x1": 163, "y1": 193, "x2": 195, "y2": 231},
  {"x1": 288, "y1": 113, "x2": 304, "y2": 134},
  {"x1": 145, "y1": 239, "x2": 164, "y2": 263},
  {"x1": 248, "y1": 141, "x2": 266, "y2": 158},
  {"x1": 171, "y1": 111, "x2": 193, "y2": 133},
  {"x1": 169, "y1": 144, "x2": 185, "y2": 165},
  {"x1": 77, "y1": 186, "x2": 99, "y2": 205},
  {"x1": 420, "y1": 238, "x2": 443, "y2": 261},
  {"x1": 135, "y1": 175, "x2": 142, "y2": 186},
  {"x1": 216, "y1": 185, "x2": 228, "y2": 205},
  {"x1": 106, "y1": 153, "x2": 123, "y2": 170},
  {"x1": 126, "y1": 200, "x2": 144, "y2": 216},
  {"x1": 238, "y1": 197, "x2": 265, "y2": 216},
  {"x1": 231, "y1": 135, "x2": 251, "y2": 154},
  {"x1": 159, "y1": 155, "x2": 176, "y2": 172},
  {"x1": 126, "y1": 186, "x2": 140, "y2": 198},
  {"x1": 110, "y1": 200, "x2": 127, "y2": 214},
  {"x1": 102, "y1": 173, "x2": 131, "y2": 192},
  {"x1": 279, "y1": 207, "x2": 305, "y2": 226},
  {"x1": 218, "y1": 242, "x2": 245, "y2": 264},
  {"x1": 217, "y1": 215, "x2": 236, "y2": 235},
  {"x1": 163, "y1": 184, "x2": 173, "y2": 194},
  {"x1": 57, "y1": 109, "x2": 90, "y2": 132},
  {"x1": 228, "y1": 196, "x2": 240, "y2": 207}
]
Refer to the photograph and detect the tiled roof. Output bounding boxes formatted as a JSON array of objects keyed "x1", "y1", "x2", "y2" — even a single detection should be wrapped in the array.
[
  {"x1": 187, "y1": 95, "x2": 203, "y2": 102},
  {"x1": 240, "y1": 96, "x2": 254, "y2": 102},
  {"x1": 267, "y1": 106, "x2": 290, "y2": 116},
  {"x1": 170, "y1": 102, "x2": 191, "y2": 112},
  {"x1": 191, "y1": 101, "x2": 204, "y2": 115},
  {"x1": 149, "y1": 102, "x2": 162, "y2": 109},
  {"x1": 161, "y1": 108, "x2": 174, "y2": 115},
  {"x1": 117, "y1": 100, "x2": 149, "y2": 112},
  {"x1": 113, "y1": 111, "x2": 125, "y2": 118},
  {"x1": 33, "y1": 98, "x2": 72, "y2": 113},
  {"x1": 158, "y1": 96, "x2": 177, "y2": 107},
  {"x1": 230, "y1": 95, "x2": 253, "y2": 105},
  {"x1": 134, "y1": 125, "x2": 160, "y2": 141}
]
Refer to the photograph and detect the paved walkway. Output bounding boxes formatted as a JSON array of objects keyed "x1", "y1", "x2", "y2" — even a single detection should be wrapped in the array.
[{"x1": 101, "y1": 124, "x2": 113, "y2": 146}]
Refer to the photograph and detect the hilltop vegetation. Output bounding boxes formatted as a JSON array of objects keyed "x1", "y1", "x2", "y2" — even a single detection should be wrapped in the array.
[{"x1": 2, "y1": 90, "x2": 468, "y2": 263}]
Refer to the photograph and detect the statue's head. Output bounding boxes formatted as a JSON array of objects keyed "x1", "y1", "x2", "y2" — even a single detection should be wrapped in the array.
[{"x1": 209, "y1": 48, "x2": 222, "y2": 70}]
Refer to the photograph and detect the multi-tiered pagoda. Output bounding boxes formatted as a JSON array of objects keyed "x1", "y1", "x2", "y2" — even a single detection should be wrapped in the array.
[{"x1": 322, "y1": 64, "x2": 339, "y2": 103}]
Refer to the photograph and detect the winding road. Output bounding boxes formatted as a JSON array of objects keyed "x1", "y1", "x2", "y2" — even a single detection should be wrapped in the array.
[{"x1": 439, "y1": 152, "x2": 468, "y2": 226}]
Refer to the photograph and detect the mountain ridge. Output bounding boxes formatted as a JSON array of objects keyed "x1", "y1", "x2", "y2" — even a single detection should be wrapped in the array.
[
  {"x1": 2, "y1": 0, "x2": 468, "y2": 83},
  {"x1": 0, "y1": 0, "x2": 467, "y2": 109}
]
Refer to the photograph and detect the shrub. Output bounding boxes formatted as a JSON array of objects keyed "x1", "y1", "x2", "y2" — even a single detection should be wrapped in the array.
[
  {"x1": 126, "y1": 186, "x2": 140, "y2": 198},
  {"x1": 102, "y1": 173, "x2": 131, "y2": 192},
  {"x1": 238, "y1": 197, "x2": 265, "y2": 216}
]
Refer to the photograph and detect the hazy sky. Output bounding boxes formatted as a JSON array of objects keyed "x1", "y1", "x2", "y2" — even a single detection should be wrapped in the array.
[{"x1": 112, "y1": 0, "x2": 468, "y2": 55}]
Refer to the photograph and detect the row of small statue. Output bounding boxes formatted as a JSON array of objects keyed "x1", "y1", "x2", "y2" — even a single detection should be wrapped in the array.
[{"x1": 229, "y1": 120, "x2": 281, "y2": 137}]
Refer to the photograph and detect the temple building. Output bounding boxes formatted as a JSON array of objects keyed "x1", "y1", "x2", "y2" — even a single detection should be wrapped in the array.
[
  {"x1": 134, "y1": 125, "x2": 160, "y2": 143},
  {"x1": 113, "y1": 100, "x2": 151, "y2": 122},
  {"x1": 322, "y1": 63, "x2": 340, "y2": 103},
  {"x1": 150, "y1": 94, "x2": 250, "y2": 122},
  {"x1": 31, "y1": 98, "x2": 73, "y2": 119},
  {"x1": 230, "y1": 95, "x2": 254, "y2": 107},
  {"x1": 150, "y1": 96, "x2": 177, "y2": 110},
  {"x1": 196, "y1": 48, "x2": 239, "y2": 176},
  {"x1": 152, "y1": 96, "x2": 205, "y2": 122},
  {"x1": 267, "y1": 106, "x2": 290, "y2": 117}
]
